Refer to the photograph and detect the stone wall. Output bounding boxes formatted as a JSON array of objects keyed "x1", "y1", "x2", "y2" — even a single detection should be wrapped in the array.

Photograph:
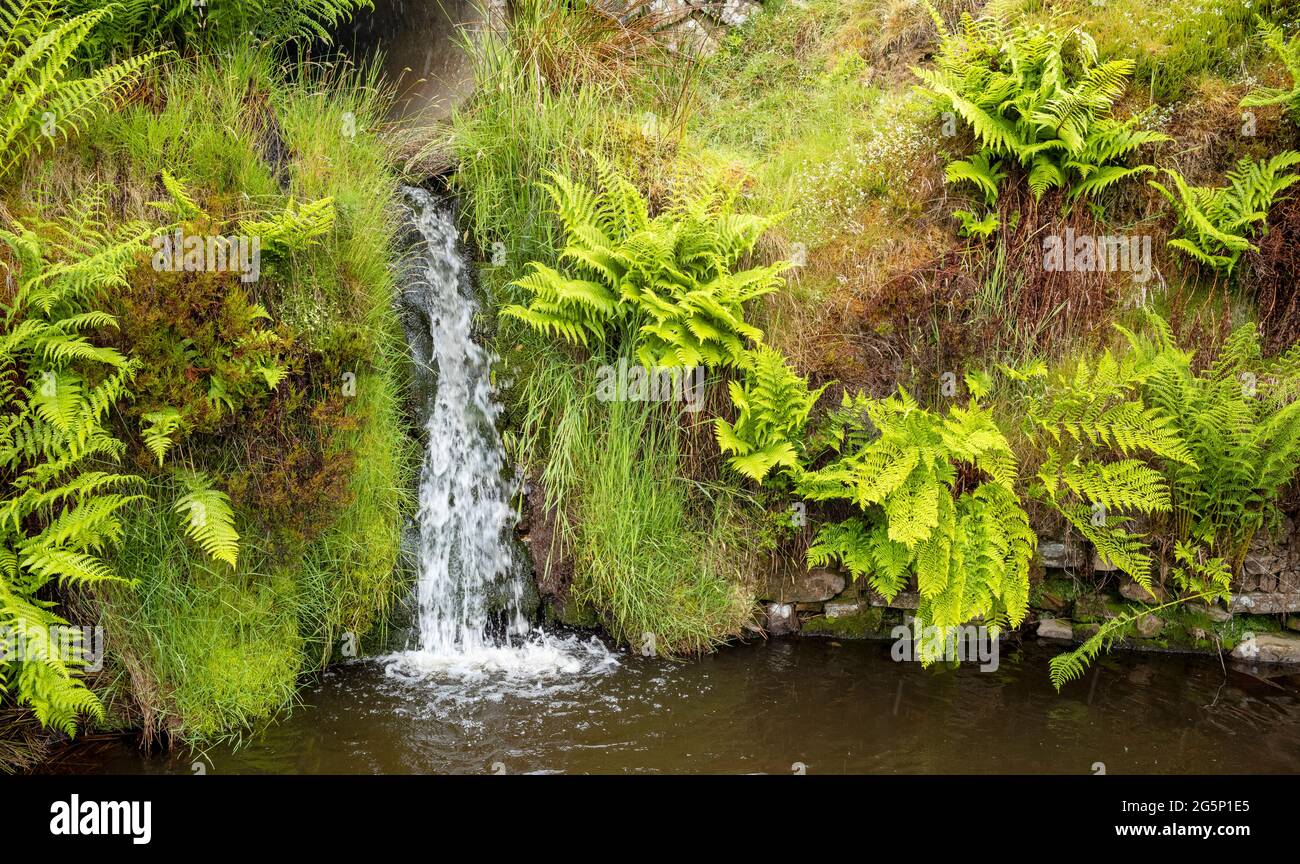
[{"x1": 757, "y1": 522, "x2": 1300, "y2": 663}]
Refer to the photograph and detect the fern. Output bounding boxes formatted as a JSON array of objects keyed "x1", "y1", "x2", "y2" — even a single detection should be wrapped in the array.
[
  {"x1": 1241, "y1": 16, "x2": 1300, "y2": 119},
  {"x1": 714, "y1": 347, "x2": 828, "y2": 482},
  {"x1": 795, "y1": 388, "x2": 1034, "y2": 640},
  {"x1": 0, "y1": 0, "x2": 166, "y2": 180},
  {"x1": 240, "y1": 196, "x2": 336, "y2": 254},
  {"x1": 505, "y1": 160, "x2": 783, "y2": 370},
  {"x1": 1118, "y1": 313, "x2": 1300, "y2": 566},
  {"x1": 0, "y1": 203, "x2": 149, "y2": 735},
  {"x1": 173, "y1": 471, "x2": 239, "y2": 568},
  {"x1": 68, "y1": 0, "x2": 373, "y2": 58},
  {"x1": 1000, "y1": 342, "x2": 1194, "y2": 593},
  {"x1": 1150, "y1": 152, "x2": 1300, "y2": 275},
  {"x1": 140, "y1": 407, "x2": 182, "y2": 465},
  {"x1": 914, "y1": 6, "x2": 1167, "y2": 206}
]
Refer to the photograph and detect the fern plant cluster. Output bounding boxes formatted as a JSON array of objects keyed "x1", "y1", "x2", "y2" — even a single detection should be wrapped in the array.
[
  {"x1": 65, "y1": 0, "x2": 373, "y2": 59},
  {"x1": 0, "y1": 207, "x2": 148, "y2": 735},
  {"x1": 1150, "y1": 152, "x2": 1300, "y2": 274},
  {"x1": 1121, "y1": 314, "x2": 1300, "y2": 567},
  {"x1": 913, "y1": 4, "x2": 1169, "y2": 207},
  {"x1": 504, "y1": 161, "x2": 785, "y2": 371},
  {"x1": 996, "y1": 345, "x2": 1195, "y2": 596},
  {"x1": 794, "y1": 385, "x2": 1035, "y2": 648},
  {"x1": 0, "y1": 0, "x2": 166, "y2": 182}
]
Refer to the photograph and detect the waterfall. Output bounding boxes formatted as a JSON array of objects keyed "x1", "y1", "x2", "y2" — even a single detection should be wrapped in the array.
[{"x1": 388, "y1": 187, "x2": 613, "y2": 682}]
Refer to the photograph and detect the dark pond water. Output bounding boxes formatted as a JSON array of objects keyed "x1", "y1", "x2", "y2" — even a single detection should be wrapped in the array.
[{"x1": 46, "y1": 639, "x2": 1300, "y2": 775}]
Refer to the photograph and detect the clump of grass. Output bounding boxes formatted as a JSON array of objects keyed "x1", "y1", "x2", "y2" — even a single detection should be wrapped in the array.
[
  {"x1": 570, "y1": 396, "x2": 754, "y2": 656},
  {"x1": 96, "y1": 480, "x2": 303, "y2": 746}
]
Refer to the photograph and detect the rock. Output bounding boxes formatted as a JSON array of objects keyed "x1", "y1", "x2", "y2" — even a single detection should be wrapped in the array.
[
  {"x1": 1134, "y1": 613, "x2": 1163, "y2": 639},
  {"x1": 1244, "y1": 552, "x2": 1283, "y2": 577},
  {"x1": 1037, "y1": 618, "x2": 1073, "y2": 641},
  {"x1": 802, "y1": 606, "x2": 885, "y2": 639},
  {"x1": 1039, "y1": 539, "x2": 1086, "y2": 570},
  {"x1": 1074, "y1": 594, "x2": 1116, "y2": 621},
  {"x1": 1075, "y1": 622, "x2": 1101, "y2": 640},
  {"x1": 1092, "y1": 551, "x2": 1119, "y2": 572},
  {"x1": 761, "y1": 568, "x2": 845, "y2": 604},
  {"x1": 1286, "y1": 615, "x2": 1300, "y2": 633},
  {"x1": 1037, "y1": 591, "x2": 1068, "y2": 614},
  {"x1": 825, "y1": 600, "x2": 864, "y2": 619},
  {"x1": 1231, "y1": 632, "x2": 1300, "y2": 664},
  {"x1": 1186, "y1": 602, "x2": 1232, "y2": 624},
  {"x1": 1229, "y1": 593, "x2": 1300, "y2": 615},
  {"x1": 1119, "y1": 577, "x2": 1166, "y2": 603},
  {"x1": 867, "y1": 589, "x2": 920, "y2": 610},
  {"x1": 764, "y1": 602, "x2": 799, "y2": 636}
]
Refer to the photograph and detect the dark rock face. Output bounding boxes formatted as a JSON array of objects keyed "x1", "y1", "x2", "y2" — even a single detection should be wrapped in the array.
[{"x1": 760, "y1": 568, "x2": 846, "y2": 604}]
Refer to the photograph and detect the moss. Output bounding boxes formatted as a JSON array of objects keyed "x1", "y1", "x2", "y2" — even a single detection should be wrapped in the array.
[{"x1": 802, "y1": 606, "x2": 886, "y2": 639}]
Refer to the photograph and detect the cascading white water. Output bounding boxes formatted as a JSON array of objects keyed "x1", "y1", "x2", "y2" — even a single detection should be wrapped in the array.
[{"x1": 388, "y1": 187, "x2": 614, "y2": 683}]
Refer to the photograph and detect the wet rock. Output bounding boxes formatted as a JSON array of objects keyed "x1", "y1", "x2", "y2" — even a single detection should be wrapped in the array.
[
  {"x1": 1074, "y1": 594, "x2": 1117, "y2": 621},
  {"x1": 1134, "y1": 613, "x2": 1163, "y2": 639},
  {"x1": 1229, "y1": 592, "x2": 1300, "y2": 615},
  {"x1": 1186, "y1": 602, "x2": 1232, "y2": 624},
  {"x1": 1037, "y1": 618, "x2": 1073, "y2": 641},
  {"x1": 867, "y1": 589, "x2": 920, "y2": 610},
  {"x1": 802, "y1": 606, "x2": 885, "y2": 639},
  {"x1": 1036, "y1": 590, "x2": 1068, "y2": 614},
  {"x1": 1231, "y1": 632, "x2": 1300, "y2": 664},
  {"x1": 1038, "y1": 539, "x2": 1086, "y2": 570},
  {"x1": 764, "y1": 602, "x2": 799, "y2": 636},
  {"x1": 761, "y1": 568, "x2": 845, "y2": 604},
  {"x1": 1075, "y1": 622, "x2": 1101, "y2": 641},
  {"x1": 825, "y1": 600, "x2": 864, "y2": 618},
  {"x1": 1119, "y1": 577, "x2": 1166, "y2": 603}
]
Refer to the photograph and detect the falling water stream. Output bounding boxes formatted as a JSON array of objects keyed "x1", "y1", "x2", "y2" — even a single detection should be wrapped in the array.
[{"x1": 385, "y1": 187, "x2": 614, "y2": 683}]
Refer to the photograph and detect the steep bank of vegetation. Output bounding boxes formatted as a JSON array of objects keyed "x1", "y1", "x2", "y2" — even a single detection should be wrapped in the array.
[
  {"x1": 1, "y1": 0, "x2": 411, "y2": 766},
  {"x1": 4, "y1": 0, "x2": 1300, "y2": 771},
  {"x1": 445, "y1": 0, "x2": 1300, "y2": 671}
]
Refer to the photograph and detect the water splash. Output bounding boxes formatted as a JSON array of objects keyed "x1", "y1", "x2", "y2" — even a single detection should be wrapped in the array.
[{"x1": 387, "y1": 186, "x2": 612, "y2": 682}]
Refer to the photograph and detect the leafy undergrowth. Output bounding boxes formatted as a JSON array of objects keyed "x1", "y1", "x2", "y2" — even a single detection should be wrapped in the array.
[
  {"x1": 4, "y1": 48, "x2": 413, "y2": 746},
  {"x1": 447, "y1": 0, "x2": 1300, "y2": 665}
]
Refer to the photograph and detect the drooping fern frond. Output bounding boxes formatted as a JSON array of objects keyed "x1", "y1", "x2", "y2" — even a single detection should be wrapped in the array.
[
  {"x1": 173, "y1": 471, "x2": 239, "y2": 568},
  {"x1": 1049, "y1": 542, "x2": 1231, "y2": 689}
]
